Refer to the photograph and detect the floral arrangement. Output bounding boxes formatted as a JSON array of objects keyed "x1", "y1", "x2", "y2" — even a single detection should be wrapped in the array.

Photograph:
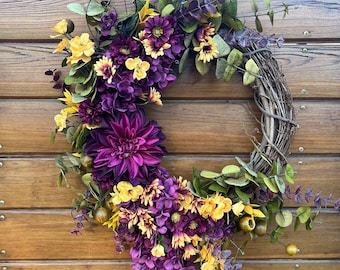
[{"x1": 48, "y1": 0, "x2": 340, "y2": 269}]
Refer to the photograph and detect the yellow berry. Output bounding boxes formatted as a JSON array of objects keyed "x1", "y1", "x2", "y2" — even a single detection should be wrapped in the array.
[
  {"x1": 254, "y1": 220, "x2": 267, "y2": 236},
  {"x1": 239, "y1": 216, "x2": 256, "y2": 232},
  {"x1": 285, "y1": 244, "x2": 300, "y2": 256},
  {"x1": 94, "y1": 207, "x2": 110, "y2": 224}
]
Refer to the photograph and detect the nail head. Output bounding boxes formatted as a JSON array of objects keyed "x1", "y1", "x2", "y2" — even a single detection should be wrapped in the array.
[
  {"x1": 298, "y1": 146, "x2": 305, "y2": 152},
  {"x1": 0, "y1": 215, "x2": 5, "y2": 221},
  {"x1": 0, "y1": 250, "x2": 6, "y2": 256}
]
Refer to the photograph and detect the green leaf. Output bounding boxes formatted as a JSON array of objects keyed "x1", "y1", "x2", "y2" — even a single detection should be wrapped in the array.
[
  {"x1": 195, "y1": 55, "x2": 211, "y2": 75},
  {"x1": 268, "y1": 10, "x2": 274, "y2": 25},
  {"x1": 66, "y1": 126, "x2": 76, "y2": 143},
  {"x1": 264, "y1": 176, "x2": 279, "y2": 193},
  {"x1": 208, "y1": 15, "x2": 222, "y2": 32},
  {"x1": 251, "y1": 0, "x2": 258, "y2": 13},
  {"x1": 227, "y1": 49, "x2": 243, "y2": 66},
  {"x1": 296, "y1": 206, "x2": 311, "y2": 224},
  {"x1": 57, "y1": 172, "x2": 63, "y2": 188},
  {"x1": 200, "y1": 170, "x2": 220, "y2": 179},
  {"x1": 223, "y1": 65, "x2": 237, "y2": 82},
  {"x1": 180, "y1": 21, "x2": 198, "y2": 33},
  {"x1": 294, "y1": 216, "x2": 301, "y2": 231},
  {"x1": 216, "y1": 58, "x2": 228, "y2": 80},
  {"x1": 275, "y1": 210, "x2": 293, "y2": 227},
  {"x1": 264, "y1": 0, "x2": 271, "y2": 11},
  {"x1": 284, "y1": 163, "x2": 295, "y2": 184},
  {"x1": 221, "y1": 164, "x2": 241, "y2": 177},
  {"x1": 193, "y1": 174, "x2": 201, "y2": 195},
  {"x1": 213, "y1": 34, "x2": 231, "y2": 57},
  {"x1": 208, "y1": 182, "x2": 227, "y2": 194},
  {"x1": 235, "y1": 156, "x2": 257, "y2": 177},
  {"x1": 270, "y1": 226, "x2": 284, "y2": 243},
  {"x1": 178, "y1": 48, "x2": 190, "y2": 74},
  {"x1": 267, "y1": 197, "x2": 282, "y2": 213},
  {"x1": 243, "y1": 72, "x2": 256, "y2": 85},
  {"x1": 187, "y1": 182, "x2": 201, "y2": 197},
  {"x1": 86, "y1": 1, "x2": 105, "y2": 16},
  {"x1": 158, "y1": 0, "x2": 171, "y2": 11},
  {"x1": 67, "y1": 3, "x2": 86, "y2": 15},
  {"x1": 184, "y1": 32, "x2": 194, "y2": 48},
  {"x1": 225, "y1": 0, "x2": 238, "y2": 18},
  {"x1": 235, "y1": 187, "x2": 252, "y2": 202},
  {"x1": 161, "y1": 4, "x2": 175, "y2": 16},
  {"x1": 255, "y1": 16, "x2": 263, "y2": 32},
  {"x1": 224, "y1": 175, "x2": 249, "y2": 187},
  {"x1": 66, "y1": 153, "x2": 81, "y2": 166},
  {"x1": 50, "y1": 131, "x2": 57, "y2": 144},
  {"x1": 222, "y1": 14, "x2": 244, "y2": 30},
  {"x1": 245, "y1": 58, "x2": 259, "y2": 74},
  {"x1": 72, "y1": 93, "x2": 87, "y2": 103},
  {"x1": 81, "y1": 173, "x2": 93, "y2": 186},
  {"x1": 274, "y1": 175, "x2": 285, "y2": 193}
]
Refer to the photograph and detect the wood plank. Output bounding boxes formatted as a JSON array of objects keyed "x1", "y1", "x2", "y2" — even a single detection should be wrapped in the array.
[
  {"x1": 0, "y1": 0, "x2": 339, "y2": 40},
  {"x1": 0, "y1": 100, "x2": 339, "y2": 155},
  {"x1": 0, "y1": 157, "x2": 339, "y2": 209},
  {"x1": 1, "y1": 43, "x2": 340, "y2": 99},
  {"x1": 0, "y1": 211, "x2": 338, "y2": 260},
  {"x1": 1, "y1": 260, "x2": 340, "y2": 270}
]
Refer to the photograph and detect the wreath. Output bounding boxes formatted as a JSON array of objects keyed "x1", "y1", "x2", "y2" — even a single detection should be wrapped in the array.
[{"x1": 48, "y1": 1, "x2": 339, "y2": 269}]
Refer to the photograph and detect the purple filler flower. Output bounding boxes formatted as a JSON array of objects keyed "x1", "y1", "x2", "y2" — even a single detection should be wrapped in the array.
[{"x1": 84, "y1": 109, "x2": 166, "y2": 188}]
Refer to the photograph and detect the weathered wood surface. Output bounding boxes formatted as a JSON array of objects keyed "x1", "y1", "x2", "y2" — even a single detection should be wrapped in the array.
[
  {"x1": 0, "y1": 100, "x2": 339, "y2": 154},
  {"x1": 0, "y1": 157, "x2": 339, "y2": 209},
  {"x1": 1, "y1": 261, "x2": 340, "y2": 270},
  {"x1": 0, "y1": 0, "x2": 339, "y2": 269},
  {"x1": 1, "y1": 43, "x2": 340, "y2": 99},
  {"x1": 0, "y1": 0, "x2": 339, "y2": 40},
  {"x1": 0, "y1": 211, "x2": 338, "y2": 260}
]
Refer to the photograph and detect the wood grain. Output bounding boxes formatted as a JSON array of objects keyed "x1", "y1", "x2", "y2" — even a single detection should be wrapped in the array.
[
  {"x1": 0, "y1": 211, "x2": 338, "y2": 260},
  {"x1": 0, "y1": 0, "x2": 339, "y2": 40},
  {"x1": 1, "y1": 43, "x2": 339, "y2": 99},
  {"x1": 1, "y1": 261, "x2": 340, "y2": 270},
  {"x1": 0, "y1": 100, "x2": 339, "y2": 155},
  {"x1": 0, "y1": 157, "x2": 339, "y2": 209}
]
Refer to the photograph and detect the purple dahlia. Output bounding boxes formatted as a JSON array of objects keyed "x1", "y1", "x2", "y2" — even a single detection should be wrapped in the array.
[{"x1": 84, "y1": 109, "x2": 166, "y2": 188}]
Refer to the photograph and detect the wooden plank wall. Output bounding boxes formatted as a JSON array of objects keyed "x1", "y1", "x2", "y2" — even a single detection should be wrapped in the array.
[{"x1": 0, "y1": 0, "x2": 339, "y2": 269}]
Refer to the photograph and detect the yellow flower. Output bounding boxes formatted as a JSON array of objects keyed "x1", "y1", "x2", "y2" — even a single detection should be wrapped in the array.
[
  {"x1": 142, "y1": 38, "x2": 171, "y2": 59},
  {"x1": 191, "y1": 234, "x2": 202, "y2": 247},
  {"x1": 198, "y1": 193, "x2": 232, "y2": 221},
  {"x1": 94, "y1": 56, "x2": 116, "y2": 84},
  {"x1": 148, "y1": 87, "x2": 163, "y2": 105},
  {"x1": 66, "y1": 33, "x2": 95, "y2": 65},
  {"x1": 151, "y1": 244, "x2": 165, "y2": 257},
  {"x1": 54, "y1": 109, "x2": 68, "y2": 131},
  {"x1": 125, "y1": 57, "x2": 150, "y2": 80},
  {"x1": 110, "y1": 181, "x2": 143, "y2": 205},
  {"x1": 50, "y1": 19, "x2": 68, "y2": 38},
  {"x1": 183, "y1": 245, "x2": 197, "y2": 260},
  {"x1": 244, "y1": 204, "x2": 266, "y2": 218},
  {"x1": 58, "y1": 89, "x2": 79, "y2": 114},
  {"x1": 138, "y1": 0, "x2": 158, "y2": 27},
  {"x1": 172, "y1": 232, "x2": 191, "y2": 249},
  {"x1": 193, "y1": 37, "x2": 218, "y2": 63},
  {"x1": 103, "y1": 207, "x2": 120, "y2": 231},
  {"x1": 53, "y1": 38, "x2": 69, "y2": 53},
  {"x1": 232, "y1": 201, "x2": 245, "y2": 216}
]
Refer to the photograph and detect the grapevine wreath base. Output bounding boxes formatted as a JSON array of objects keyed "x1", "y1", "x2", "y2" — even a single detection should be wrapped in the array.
[{"x1": 47, "y1": 1, "x2": 340, "y2": 270}]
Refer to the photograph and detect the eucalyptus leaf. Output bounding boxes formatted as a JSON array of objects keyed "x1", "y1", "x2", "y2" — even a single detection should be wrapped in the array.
[
  {"x1": 264, "y1": 0, "x2": 271, "y2": 11},
  {"x1": 296, "y1": 206, "x2": 311, "y2": 224},
  {"x1": 243, "y1": 72, "x2": 256, "y2": 85},
  {"x1": 187, "y1": 182, "x2": 201, "y2": 197},
  {"x1": 66, "y1": 152, "x2": 81, "y2": 166},
  {"x1": 178, "y1": 48, "x2": 189, "y2": 74},
  {"x1": 224, "y1": 175, "x2": 249, "y2": 187},
  {"x1": 221, "y1": 164, "x2": 241, "y2": 177},
  {"x1": 158, "y1": 0, "x2": 171, "y2": 11},
  {"x1": 235, "y1": 187, "x2": 251, "y2": 202},
  {"x1": 86, "y1": 1, "x2": 105, "y2": 16},
  {"x1": 216, "y1": 58, "x2": 228, "y2": 80},
  {"x1": 223, "y1": 14, "x2": 244, "y2": 30},
  {"x1": 184, "y1": 32, "x2": 194, "y2": 48},
  {"x1": 161, "y1": 4, "x2": 175, "y2": 16},
  {"x1": 275, "y1": 210, "x2": 293, "y2": 227},
  {"x1": 264, "y1": 176, "x2": 279, "y2": 193},
  {"x1": 268, "y1": 10, "x2": 274, "y2": 25},
  {"x1": 72, "y1": 93, "x2": 87, "y2": 103},
  {"x1": 223, "y1": 65, "x2": 237, "y2": 82},
  {"x1": 227, "y1": 49, "x2": 243, "y2": 66},
  {"x1": 255, "y1": 16, "x2": 263, "y2": 32},
  {"x1": 209, "y1": 182, "x2": 227, "y2": 194},
  {"x1": 284, "y1": 163, "x2": 295, "y2": 184},
  {"x1": 66, "y1": 126, "x2": 76, "y2": 143},
  {"x1": 195, "y1": 55, "x2": 211, "y2": 75},
  {"x1": 225, "y1": 0, "x2": 238, "y2": 17},
  {"x1": 245, "y1": 58, "x2": 259, "y2": 74},
  {"x1": 200, "y1": 170, "x2": 221, "y2": 179},
  {"x1": 81, "y1": 173, "x2": 93, "y2": 186},
  {"x1": 235, "y1": 156, "x2": 257, "y2": 177},
  {"x1": 67, "y1": 3, "x2": 86, "y2": 15},
  {"x1": 213, "y1": 34, "x2": 231, "y2": 57},
  {"x1": 274, "y1": 175, "x2": 285, "y2": 193},
  {"x1": 251, "y1": 0, "x2": 258, "y2": 13},
  {"x1": 180, "y1": 21, "x2": 198, "y2": 33}
]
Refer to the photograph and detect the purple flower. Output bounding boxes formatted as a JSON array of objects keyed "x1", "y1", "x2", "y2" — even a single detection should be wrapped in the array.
[
  {"x1": 78, "y1": 98, "x2": 102, "y2": 125},
  {"x1": 84, "y1": 109, "x2": 166, "y2": 188},
  {"x1": 100, "y1": 10, "x2": 118, "y2": 36},
  {"x1": 107, "y1": 37, "x2": 140, "y2": 65},
  {"x1": 145, "y1": 16, "x2": 174, "y2": 46}
]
